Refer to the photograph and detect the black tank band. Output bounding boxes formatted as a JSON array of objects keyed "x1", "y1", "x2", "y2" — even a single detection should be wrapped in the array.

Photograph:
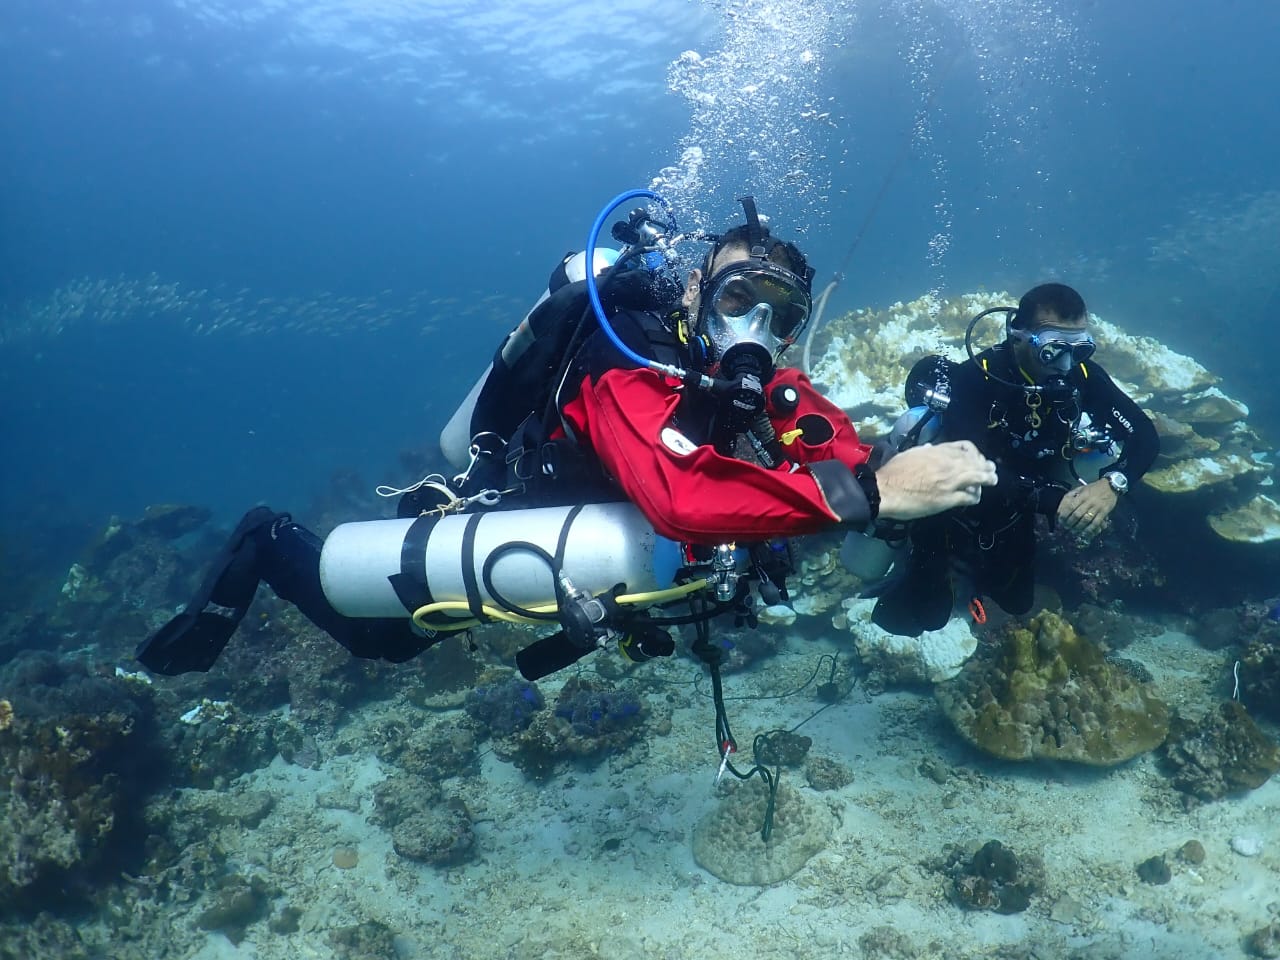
[{"x1": 388, "y1": 513, "x2": 438, "y2": 614}]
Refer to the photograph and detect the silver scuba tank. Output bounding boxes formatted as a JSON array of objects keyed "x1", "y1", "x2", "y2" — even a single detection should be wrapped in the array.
[
  {"x1": 888, "y1": 404, "x2": 943, "y2": 451},
  {"x1": 319, "y1": 500, "x2": 679, "y2": 619}
]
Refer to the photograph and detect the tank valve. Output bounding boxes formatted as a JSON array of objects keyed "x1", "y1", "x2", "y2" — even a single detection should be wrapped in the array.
[{"x1": 710, "y1": 544, "x2": 739, "y2": 602}]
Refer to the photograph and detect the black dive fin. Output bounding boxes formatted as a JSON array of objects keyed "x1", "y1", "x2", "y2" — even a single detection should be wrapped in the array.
[{"x1": 135, "y1": 506, "x2": 281, "y2": 675}]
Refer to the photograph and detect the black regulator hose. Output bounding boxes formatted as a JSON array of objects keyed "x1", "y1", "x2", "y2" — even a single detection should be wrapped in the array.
[{"x1": 481, "y1": 540, "x2": 563, "y2": 622}]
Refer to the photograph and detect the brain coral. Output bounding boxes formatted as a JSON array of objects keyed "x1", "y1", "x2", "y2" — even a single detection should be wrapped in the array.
[
  {"x1": 935, "y1": 610, "x2": 1169, "y2": 765},
  {"x1": 692, "y1": 780, "x2": 834, "y2": 885}
]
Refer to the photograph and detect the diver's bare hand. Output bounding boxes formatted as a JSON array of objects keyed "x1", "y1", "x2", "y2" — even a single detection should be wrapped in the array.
[
  {"x1": 1058, "y1": 479, "x2": 1118, "y2": 541},
  {"x1": 876, "y1": 441, "x2": 998, "y2": 521}
]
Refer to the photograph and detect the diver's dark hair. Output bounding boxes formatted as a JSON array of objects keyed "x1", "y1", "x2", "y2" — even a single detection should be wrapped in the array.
[
  {"x1": 1012, "y1": 283, "x2": 1087, "y2": 329},
  {"x1": 701, "y1": 224, "x2": 813, "y2": 292}
]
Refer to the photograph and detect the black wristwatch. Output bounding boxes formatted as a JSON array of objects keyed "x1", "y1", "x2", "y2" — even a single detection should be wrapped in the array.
[
  {"x1": 853, "y1": 463, "x2": 881, "y2": 523},
  {"x1": 1102, "y1": 470, "x2": 1129, "y2": 496}
]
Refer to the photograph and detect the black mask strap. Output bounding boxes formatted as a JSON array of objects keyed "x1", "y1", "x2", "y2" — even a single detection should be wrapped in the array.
[{"x1": 739, "y1": 195, "x2": 767, "y2": 257}]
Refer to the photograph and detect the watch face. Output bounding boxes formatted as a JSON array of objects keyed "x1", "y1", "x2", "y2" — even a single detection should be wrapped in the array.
[{"x1": 1107, "y1": 472, "x2": 1128, "y2": 493}]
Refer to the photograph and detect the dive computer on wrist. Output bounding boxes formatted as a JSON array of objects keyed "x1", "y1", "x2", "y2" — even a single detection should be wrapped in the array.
[{"x1": 853, "y1": 463, "x2": 881, "y2": 522}]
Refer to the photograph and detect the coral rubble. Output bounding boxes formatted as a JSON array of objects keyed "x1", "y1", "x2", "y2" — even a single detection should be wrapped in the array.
[
  {"x1": 939, "y1": 840, "x2": 1043, "y2": 914},
  {"x1": 1159, "y1": 699, "x2": 1280, "y2": 802}
]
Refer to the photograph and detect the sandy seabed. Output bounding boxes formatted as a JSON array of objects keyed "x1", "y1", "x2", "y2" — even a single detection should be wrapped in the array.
[{"x1": 144, "y1": 623, "x2": 1276, "y2": 960}]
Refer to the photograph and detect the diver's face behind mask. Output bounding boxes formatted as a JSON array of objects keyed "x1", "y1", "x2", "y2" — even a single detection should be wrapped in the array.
[
  {"x1": 699, "y1": 260, "x2": 812, "y2": 378},
  {"x1": 1011, "y1": 325, "x2": 1096, "y2": 376}
]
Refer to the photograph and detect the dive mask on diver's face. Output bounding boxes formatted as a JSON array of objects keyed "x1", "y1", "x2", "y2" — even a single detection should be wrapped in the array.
[
  {"x1": 700, "y1": 261, "x2": 813, "y2": 366},
  {"x1": 1013, "y1": 326, "x2": 1096, "y2": 372}
]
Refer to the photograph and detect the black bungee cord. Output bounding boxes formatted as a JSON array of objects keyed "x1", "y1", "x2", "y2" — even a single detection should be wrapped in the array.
[{"x1": 686, "y1": 588, "x2": 857, "y2": 843}]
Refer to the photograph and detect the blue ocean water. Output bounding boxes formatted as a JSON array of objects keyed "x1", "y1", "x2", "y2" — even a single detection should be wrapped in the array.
[
  {"x1": 4, "y1": 0, "x2": 1277, "y2": 562},
  {"x1": 3, "y1": 4, "x2": 1280, "y2": 958}
]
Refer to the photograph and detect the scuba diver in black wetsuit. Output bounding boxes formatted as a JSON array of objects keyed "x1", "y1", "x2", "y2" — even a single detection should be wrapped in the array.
[{"x1": 870, "y1": 283, "x2": 1160, "y2": 637}]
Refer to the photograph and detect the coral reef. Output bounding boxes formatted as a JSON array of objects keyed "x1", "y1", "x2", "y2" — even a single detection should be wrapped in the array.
[
  {"x1": 1246, "y1": 921, "x2": 1280, "y2": 959},
  {"x1": 47, "y1": 506, "x2": 216, "y2": 664},
  {"x1": 367, "y1": 772, "x2": 475, "y2": 866},
  {"x1": 858, "y1": 926, "x2": 940, "y2": 960},
  {"x1": 934, "y1": 610, "x2": 1169, "y2": 765},
  {"x1": 213, "y1": 603, "x2": 407, "y2": 730},
  {"x1": 490, "y1": 676, "x2": 654, "y2": 780},
  {"x1": 329, "y1": 920, "x2": 402, "y2": 960},
  {"x1": 1192, "y1": 599, "x2": 1280, "y2": 653},
  {"x1": 390, "y1": 798, "x2": 476, "y2": 866},
  {"x1": 47, "y1": 504, "x2": 427, "y2": 734},
  {"x1": 1177, "y1": 839, "x2": 1206, "y2": 864},
  {"x1": 0, "y1": 912, "x2": 97, "y2": 960},
  {"x1": 0, "y1": 653, "x2": 159, "y2": 908},
  {"x1": 790, "y1": 534, "x2": 862, "y2": 616},
  {"x1": 1135, "y1": 854, "x2": 1172, "y2": 885},
  {"x1": 176, "y1": 787, "x2": 276, "y2": 832},
  {"x1": 369, "y1": 772, "x2": 443, "y2": 829},
  {"x1": 1040, "y1": 516, "x2": 1167, "y2": 608},
  {"x1": 1239, "y1": 638, "x2": 1280, "y2": 722},
  {"x1": 1071, "y1": 601, "x2": 1151, "y2": 650},
  {"x1": 196, "y1": 873, "x2": 278, "y2": 945},
  {"x1": 553, "y1": 680, "x2": 644, "y2": 737},
  {"x1": 804, "y1": 754, "x2": 854, "y2": 791},
  {"x1": 691, "y1": 780, "x2": 834, "y2": 885},
  {"x1": 401, "y1": 637, "x2": 486, "y2": 710},
  {"x1": 168, "y1": 699, "x2": 299, "y2": 789},
  {"x1": 369, "y1": 713, "x2": 479, "y2": 781},
  {"x1": 754, "y1": 730, "x2": 813, "y2": 767},
  {"x1": 463, "y1": 671, "x2": 545, "y2": 736},
  {"x1": 1159, "y1": 700, "x2": 1280, "y2": 802},
  {"x1": 730, "y1": 623, "x2": 790, "y2": 671}
]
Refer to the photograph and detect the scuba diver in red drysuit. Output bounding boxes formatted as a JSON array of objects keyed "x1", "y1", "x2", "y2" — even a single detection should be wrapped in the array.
[{"x1": 137, "y1": 194, "x2": 996, "y2": 679}]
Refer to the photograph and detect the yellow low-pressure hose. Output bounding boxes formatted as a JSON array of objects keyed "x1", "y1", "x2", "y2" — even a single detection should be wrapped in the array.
[{"x1": 411, "y1": 577, "x2": 710, "y2": 633}]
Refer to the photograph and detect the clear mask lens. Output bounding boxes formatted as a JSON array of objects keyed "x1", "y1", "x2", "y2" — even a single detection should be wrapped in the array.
[
  {"x1": 1036, "y1": 339, "x2": 1095, "y2": 367},
  {"x1": 709, "y1": 271, "x2": 811, "y2": 343},
  {"x1": 1020, "y1": 327, "x2": 1095, "y2": 368}
]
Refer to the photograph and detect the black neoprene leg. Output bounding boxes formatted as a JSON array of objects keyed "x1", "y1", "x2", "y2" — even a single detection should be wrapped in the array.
[
  {"x1": 254, "y1": 517, "x2": 433, "y2": 663},
  {"x1": 980, "y1": 518, "x2": 1037, "y2": 616},
  {"x1": 870, "y1": 547, "x2": 953, "y2": 637},
  {"x1": 137, "y1": 508, "x2": 434, "y2": 675}
]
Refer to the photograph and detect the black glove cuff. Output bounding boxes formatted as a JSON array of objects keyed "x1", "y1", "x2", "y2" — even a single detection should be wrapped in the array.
[{"x1": 809, "y1": 460, "x2": 875, "y2": 528}]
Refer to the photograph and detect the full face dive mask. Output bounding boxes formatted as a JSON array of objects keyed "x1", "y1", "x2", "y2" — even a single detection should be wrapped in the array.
[{"x1": 699, "y1": 259, "x2": 813, "y2": 380}]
